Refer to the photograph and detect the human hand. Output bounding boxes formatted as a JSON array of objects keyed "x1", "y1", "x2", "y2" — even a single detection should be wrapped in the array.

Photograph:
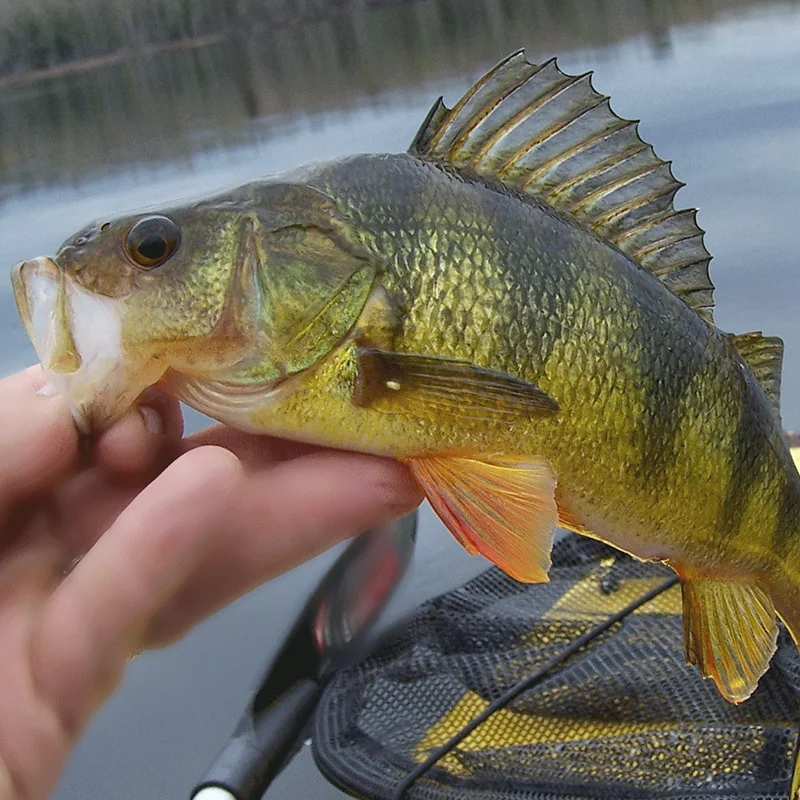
[{"x1": 0, "y1": 366, "x2": 422, "y2": 800}]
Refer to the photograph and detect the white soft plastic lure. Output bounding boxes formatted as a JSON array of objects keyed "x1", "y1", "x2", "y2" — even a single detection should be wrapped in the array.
[{"x1": 13, "y1": 255, "x2": 162, "y2": 431}]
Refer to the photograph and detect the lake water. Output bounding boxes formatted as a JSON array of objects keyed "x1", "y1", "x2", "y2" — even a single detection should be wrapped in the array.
[{"x1": 1, "y1": 1, "x2": 800, "y2": 798}]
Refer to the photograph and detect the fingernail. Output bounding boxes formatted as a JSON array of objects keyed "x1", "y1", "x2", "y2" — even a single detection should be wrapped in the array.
[
  {"x1": 139, "y1": 405, "x2": 163, "y2": 435},
  {"x1": 36, "y1": 381, "x2": 60, "y2": 397}
]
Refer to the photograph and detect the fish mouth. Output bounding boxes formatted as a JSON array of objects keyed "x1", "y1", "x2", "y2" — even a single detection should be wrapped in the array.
[{"x1": 12, "y1": 256, "x2": 165, "y2": 433}]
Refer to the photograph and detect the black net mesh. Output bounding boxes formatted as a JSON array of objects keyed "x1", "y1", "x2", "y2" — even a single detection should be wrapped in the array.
[{"x1": 311, "y1": 534, "x2": 800, "y2": 799}]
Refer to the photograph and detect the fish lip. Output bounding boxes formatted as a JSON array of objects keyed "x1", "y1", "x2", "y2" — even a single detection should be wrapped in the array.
[
  {"x1": 12, "y1": 256, "x2": 58, "y2": 341},
  {"x1": 11, "y1": 254, "x2": 164, "y2": 433},
  {"x1": 11, "y1": 256, "x2": 82, "y2": 375},
  {"x1": 11, "y1": 261, "x2": 31, "y2": 329}
]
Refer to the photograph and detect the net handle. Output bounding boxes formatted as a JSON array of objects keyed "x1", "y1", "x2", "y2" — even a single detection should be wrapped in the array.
[{"x1": 392, "y1": 573, "x2": 680, "y2": 799}]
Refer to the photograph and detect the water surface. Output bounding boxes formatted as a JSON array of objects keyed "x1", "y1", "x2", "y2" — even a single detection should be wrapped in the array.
[{"x1": 1, "y1": 2, "x2": 799, "y2": 798}]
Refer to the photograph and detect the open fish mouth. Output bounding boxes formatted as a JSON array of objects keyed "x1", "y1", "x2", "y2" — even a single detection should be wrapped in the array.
[{"x1": 11, "y1": 256, "x2": 164, "y2": 433}]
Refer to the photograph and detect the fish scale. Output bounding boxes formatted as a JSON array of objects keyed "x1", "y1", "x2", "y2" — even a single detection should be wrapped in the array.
[
  {"x1": 308, "y1": 142, "x2": 800, "y2": 651},
  {"x1": 314, "y1": 155, "x2": 695, "y2": 505}
]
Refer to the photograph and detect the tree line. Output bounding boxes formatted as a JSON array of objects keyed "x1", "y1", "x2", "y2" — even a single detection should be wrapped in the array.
[{"x1": 0, "y1": 0, "x2": 779, "y2": 79}]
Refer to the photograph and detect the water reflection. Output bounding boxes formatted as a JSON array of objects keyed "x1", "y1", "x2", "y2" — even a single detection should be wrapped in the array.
[{"x1": 0, "y1": 0, "x2": 793, "y2": 195}]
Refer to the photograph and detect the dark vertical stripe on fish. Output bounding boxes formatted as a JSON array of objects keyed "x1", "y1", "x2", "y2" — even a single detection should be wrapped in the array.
[
  {"x1": 772, "y1": 478, "x2": 797, "y2": 559},
  {"x1": 633, "y1": 286, "x2": 708, "y2": 486},
  {"x1": 720, "y1": 383, "x2": 771, "y2": 537}
]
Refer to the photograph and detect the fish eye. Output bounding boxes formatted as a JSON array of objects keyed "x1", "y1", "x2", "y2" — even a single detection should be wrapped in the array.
[{"x1": 124, "y1": 215, "x2": 181, "y2": 269}]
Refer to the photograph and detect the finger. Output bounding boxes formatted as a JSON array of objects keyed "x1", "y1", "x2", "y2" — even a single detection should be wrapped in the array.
[
  {"x1": 0, "y1": 367, "x2": 78, "y2": 528},
  {"x1": 146, "y1": 450, "x2": 422, "y2": 645},
  {"x1": 30, "y1": 446, "x2": 241, "y2": 734},
  {"x1": 49, "y1": 426, "x2": 352, "y2": 562},
  {"x1": 50, "y1": 392, "x2": 185, "y2": 555},
  {"x1": 93, "y1": 391, "x2": 183, "y2": 479},
  {"x1": 49, "y1": 468, "x2": 143, "y2": 557},
  {"x1": 185, "y1": 423, "x2": 321, "y2": 466}
]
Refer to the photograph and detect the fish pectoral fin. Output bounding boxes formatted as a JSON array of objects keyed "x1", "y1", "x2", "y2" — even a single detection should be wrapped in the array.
[
  {"x1": 353, "y1": 347, "x2": 558, "y2": 422},
  {"x1": 680, "y1": 572, "x2": 778, "y2": 703},
  {"x1": 408, "y1": 454, "x2": 558, "y2": 583}
]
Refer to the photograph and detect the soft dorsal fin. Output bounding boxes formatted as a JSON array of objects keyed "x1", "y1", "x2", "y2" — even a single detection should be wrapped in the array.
[
  {"x1": 411, "y1": 50, "x2": 715, "y2": 323},
  {"x1": 731, "y1": 331, "x2": 784, "y2": 413}
]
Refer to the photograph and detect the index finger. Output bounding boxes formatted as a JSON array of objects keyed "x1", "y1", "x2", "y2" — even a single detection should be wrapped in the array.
[
  {"x1": 0, "y1": 367, "x2": 78, "y2": 526},
  {"x1": 31, "y1": 446, "x2": 242, "y2": 734}
]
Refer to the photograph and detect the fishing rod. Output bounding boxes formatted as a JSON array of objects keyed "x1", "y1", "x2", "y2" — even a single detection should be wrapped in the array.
[{"x1": 190, "y1": 511, "x2": 417, "y2": 800}]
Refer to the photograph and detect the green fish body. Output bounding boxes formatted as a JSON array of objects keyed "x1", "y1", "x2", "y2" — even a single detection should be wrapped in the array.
[
  {"x1": 264, "y1": 149, "x2": 800, "y2": 588},
  {"x1": 12, "y1": 52, "x2": 800, "y2": 787}
]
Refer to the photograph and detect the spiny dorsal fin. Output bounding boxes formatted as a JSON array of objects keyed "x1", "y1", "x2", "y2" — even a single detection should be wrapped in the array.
[
  {"x1": 731, "y1": 331, "x2": 784, "y2": 413},
  {"x1": 411, "y1": 50, "x2": 715, "y2": 323}
]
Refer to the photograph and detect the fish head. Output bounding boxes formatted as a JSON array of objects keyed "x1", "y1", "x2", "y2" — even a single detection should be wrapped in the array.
[
  {"x1": 12, "y1": 181, "x2": 379, "y2": 433},
  {"x1": 12, "y1": 198, "x2": 261, "y2": 432}
]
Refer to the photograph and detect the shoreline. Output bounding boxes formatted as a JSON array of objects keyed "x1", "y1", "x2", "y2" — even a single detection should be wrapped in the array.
[
  {"x1": 0, "y1": 0, "x2": 785, "y2": 90},
  {"x1": 0, "y1": 33, "x2": 227, "y2": 89},
  {"x1": 0, "y1": 0, "x2": 429, "y2": 89}
]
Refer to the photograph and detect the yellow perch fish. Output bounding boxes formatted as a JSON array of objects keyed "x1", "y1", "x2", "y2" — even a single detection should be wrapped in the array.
[{"x1": 11, "y1": 51, "x2": 800, "y2": 788}]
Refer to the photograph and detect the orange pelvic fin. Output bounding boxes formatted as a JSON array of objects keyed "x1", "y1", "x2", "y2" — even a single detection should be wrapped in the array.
[
  {"x1": 408, "y1": 455, "x2": 558, "y2": 583},
  {"x1": 680, "y1": 571, "x2": 777, "y2": 703}
]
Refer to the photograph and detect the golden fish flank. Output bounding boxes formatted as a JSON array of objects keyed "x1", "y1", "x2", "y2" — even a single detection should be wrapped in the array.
[{"x1": 11, "y1": 49, "x2": 800, "y2": 793}]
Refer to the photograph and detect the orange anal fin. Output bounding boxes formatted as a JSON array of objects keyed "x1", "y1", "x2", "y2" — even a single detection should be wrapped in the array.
[
  {"x1": 407, "y1": 455, "x2": 558, "y2": 584},
  {"x1": 679, "y1": 569, "x2": 777, "y2": 703},
  {"x1": 422, "y1": 479, "x2": 480, "y2": 557}
]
